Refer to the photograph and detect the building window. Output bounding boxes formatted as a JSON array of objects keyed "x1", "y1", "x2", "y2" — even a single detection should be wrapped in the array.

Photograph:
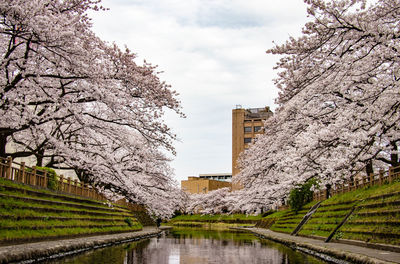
[
  {"x1": 244, "y1": 126, "x2": 252, "y2": 133},
  {"x1": 244, "y1": 138, "x2": 252, "y2": 144},
  {"x1": 254, "y1": 126, "x2": 262, "y2": 132}
]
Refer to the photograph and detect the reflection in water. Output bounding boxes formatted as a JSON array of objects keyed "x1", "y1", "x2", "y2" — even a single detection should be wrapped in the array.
[{"x1": 46, "y1": 229, "x2": 326, "y2": 264}]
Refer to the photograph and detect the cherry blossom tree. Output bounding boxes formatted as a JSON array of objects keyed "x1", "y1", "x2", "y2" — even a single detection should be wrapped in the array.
[
  {"x1": 237, "y1": 0, "x2": 400, "y2": 209},
  {"x1": 184, "y1": 188, "x2": 231, "y2": 215},
  {"x1": 0, "y1": 0, "x2": 183, "y2": 217}
]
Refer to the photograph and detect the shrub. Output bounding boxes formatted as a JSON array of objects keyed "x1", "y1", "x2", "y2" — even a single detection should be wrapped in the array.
[
  {"x1": 36, "y1": 167, "x2": 59, "y2": 191},
  {"x1": 124, "y1": 217, "x2": 134, "y2": 227},
  {"x1": 288, "y1": 178, "x2": 318, "y2": 213}
]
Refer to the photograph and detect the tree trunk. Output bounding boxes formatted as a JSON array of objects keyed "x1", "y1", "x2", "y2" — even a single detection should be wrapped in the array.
[
  {"x1": 366, "y1": 160, "x2": 374, "y2": 175},
  {"x1": 325, "y1": 183, "x2": 331, "y2": 199},
  {"x1": 391, "y1": 141, "x2": 399, "y2": 167},
  {"x1": 75, "y1": 169, "x2": 92, "y2": 183},
  {"x1": 0, "y1": 133, "x2": 7, "y2": 159},
  {"x1": 36, "y1": 149, "x2": 44, "y2": 167}
]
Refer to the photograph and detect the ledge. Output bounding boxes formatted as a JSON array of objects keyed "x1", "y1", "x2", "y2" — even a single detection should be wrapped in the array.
[
  {"x1": 0, "y1": 227, "x2": 161, "y2": 264},
  {"x1": 236, "y1": 227, "x2": 400, "y2": 264}
]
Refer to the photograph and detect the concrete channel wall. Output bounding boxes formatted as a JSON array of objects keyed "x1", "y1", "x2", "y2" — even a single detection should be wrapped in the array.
[
  {"x1": 0, "y1": 227, "x2": 162, "y2": 264},
  {"x1": 237, "y1": 227, "x2": 400, "y2": 264}
]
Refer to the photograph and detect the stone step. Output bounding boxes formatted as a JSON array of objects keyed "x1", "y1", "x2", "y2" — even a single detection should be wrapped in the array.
[
  {"x1": 0, "y1": 183, "x2": 131, "y2": 212},
  {"x1": 0, "y1": 184, "x2": 109, "y2": 208},
  {"x1": 0, "y1": 224, "x2": 130, "y2": 231},
  {"x1": 0, "y1": 193, "x2": 130, "y2": 214},
  {"x1": 0, "y1": 204, "x2": 134, "y2": 218},
  {"x1": 0, "y1": 214, "x2": 128, "y2": 222}
]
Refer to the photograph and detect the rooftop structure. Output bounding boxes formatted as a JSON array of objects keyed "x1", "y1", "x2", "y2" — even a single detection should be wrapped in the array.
[
  {"x1": 181, "y1": 174, "x2": 232, "y2": 194},
  {"x1": 199, "y1": 173, "x2": 232, "y2": 182}
]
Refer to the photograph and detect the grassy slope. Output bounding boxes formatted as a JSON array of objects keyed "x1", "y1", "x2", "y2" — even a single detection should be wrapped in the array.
[
  {"x1": 166, "y1": 214, "x2": 263, "y2": 230},
  {"x1": 263, "y1": 181, "x2": 400, "y2": 245},
  {"x1": 0, "y1": 178, "x2": 142, "y2": 243},
  {"x1": 170, "y1": 214, "x2": 262, "y2": 222}
]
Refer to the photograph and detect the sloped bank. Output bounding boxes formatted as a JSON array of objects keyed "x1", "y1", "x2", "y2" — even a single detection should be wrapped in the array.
[
  {"x1": 0, "y1": 227, "x2": 162, "y2": 264},
  {"x1": 166, "y1": 214, "x2": 261, "y2": 229},
  {"x1": 0, "y1": 178, "x2": 144, "y2": 244},
  {"x1": 259, "y1": 181, "x2": 400, "y2": 247}
]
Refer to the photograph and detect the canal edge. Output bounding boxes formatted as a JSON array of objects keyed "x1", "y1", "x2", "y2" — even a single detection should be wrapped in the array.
[
  {"x1": 0, "y1": 227, "x2": 163, "y2": 264},
  {"x1": 237, "y1": 227, "x2": 398, "y2": 264}
]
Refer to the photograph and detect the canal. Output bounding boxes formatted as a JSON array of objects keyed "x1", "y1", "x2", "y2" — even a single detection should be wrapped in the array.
[{"x1": 44, "y1": 228, "x2": 327, "y2": 263}]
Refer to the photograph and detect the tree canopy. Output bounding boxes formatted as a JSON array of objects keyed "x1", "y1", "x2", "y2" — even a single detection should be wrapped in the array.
[
  {"x1": 0, "y1": 0, "x2": 183, "y2": 217},
  {"x1": 236, "y1": 0, "x2": 400, "y2": 210}
]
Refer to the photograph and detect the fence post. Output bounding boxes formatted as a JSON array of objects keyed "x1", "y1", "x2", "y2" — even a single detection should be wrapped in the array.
[
  {"x1": 74, "y1": 179, "x2": 78, "y2": 194},
  {"x1": 379, "y1": 170, "x2": 384, "y2": 185},
  {"x1": 19, "y1": 162, "x2": 25, "y2": 184},
  {"x1": 43, "y1": 171, "x2": 48, "y2": 188},
  {"x1": 369, "y1": 173, "x2": 374, "y2": 187},
  {"x1": 5, "y1": 156, "x2": 12, "y2": 180},
  {"x1": 32, "y1": 166, "x2": 37, "y2": 186},
  {"x1": 66, "y1": 177, "x2": 71, "y2": 193},
  {"x1": 59, "y1": 175, "x2": 64, "y2": 192},
  {"x1": 388, "y1": 167, "x2": 393, "y2": 183}
]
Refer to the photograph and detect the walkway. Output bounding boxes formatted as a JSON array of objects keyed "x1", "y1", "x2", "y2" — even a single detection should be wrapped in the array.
[
  {"x1": 0, "y1": 227, "x2": 161, "y2": 264},
  {"x1": 241, "y1": 227, "x2": 400, "y2": 264}
]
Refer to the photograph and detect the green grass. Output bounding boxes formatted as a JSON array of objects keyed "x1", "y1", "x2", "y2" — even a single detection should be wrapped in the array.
[
  {"x1": 167, "y1": 221, "x2": 255, "y2": 230},
  {"x1": 0, "y1": 218, "x2": 137, "y2": 229},
  {"x1": 263, "y1": 204, "x2": 318, "y2": 234},
  {"x1": 0, "y1": 178, "x2": 143, "y2": 244},
  {"x1": 0, "y1": 207, "x2": 127, "y2": 220},
  {"x1": 169, "y1": 214, "x2": 262, "y2": 223},
  {"x1": 259, "y1": 180, "x2": 400, "y2": 245},
  {"x1": 296, "y1": 181, "x2": 400, "y2": 245},
  {"x1": 0, "y1": 178, "x2": 129, "y2": 210},
  {"x1": 0, "y1": 197, "x2": 131, "y2": 217},
  {"x1": 263, "y1": 210, "x2": 292, "y2": 220},
  {"x1": 0, "y1": 189, "x2": 123, "y2": 211},
  {"x1": 0, "y1": 224, "x2": 142, "y2": 242},
  {"x1": 322, "y1": 181, "x2": 400, "y2": 205}
]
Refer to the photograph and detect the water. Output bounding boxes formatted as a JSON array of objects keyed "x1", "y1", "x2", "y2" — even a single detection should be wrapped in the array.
[{"x1": 44, "y1": 228, "x2": 327, "y2": 264}]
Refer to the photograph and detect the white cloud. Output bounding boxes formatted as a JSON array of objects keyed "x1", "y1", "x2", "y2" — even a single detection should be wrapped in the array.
[{"x1": 89, "y1": 0, "x2": 309, "y2": 183}]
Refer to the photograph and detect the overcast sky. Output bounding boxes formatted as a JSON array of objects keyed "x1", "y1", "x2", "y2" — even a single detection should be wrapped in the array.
[{"x1": 89, "y1": 0, "x2": 310, "y2": 184}]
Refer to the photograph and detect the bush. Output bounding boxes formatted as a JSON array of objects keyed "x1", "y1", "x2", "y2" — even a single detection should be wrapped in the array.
[
  {"x1": 124, "y1": 217, "x2": 134, "y2": 227},
  {"x1": 288, "y1": 178, "x2": 318, "y2": 213},
  {"x1": 36, "y1": 167, "x2": 59, "y2": 191}
]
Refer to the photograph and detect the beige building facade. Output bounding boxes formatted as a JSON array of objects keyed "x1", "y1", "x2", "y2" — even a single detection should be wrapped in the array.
[
  {"x1": 181, "y1": 176, "x2": 232, "y2": 194},
  {"x1": 232, "y1": 106, "x2": 273, "y2": 188}
]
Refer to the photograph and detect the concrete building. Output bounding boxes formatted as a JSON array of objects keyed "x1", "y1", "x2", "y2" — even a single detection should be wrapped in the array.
[
  {"x1": 232, "y1": 106, "x2": 273, "y2": 188},
  {"x1": 199, "y1": 173, "x2": 232, "y2": 182},
  {"x1": 181, "y1": 175, "x2": 232, "y2": 194}
]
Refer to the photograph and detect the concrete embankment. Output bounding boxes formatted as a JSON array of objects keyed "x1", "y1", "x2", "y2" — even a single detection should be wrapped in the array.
[
  {"x1": 0, "y1": 227, "x2": 162, "y2": 264},
  {"x1": 237, "y1": 227, "x2": 400, "y2": 264}
]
